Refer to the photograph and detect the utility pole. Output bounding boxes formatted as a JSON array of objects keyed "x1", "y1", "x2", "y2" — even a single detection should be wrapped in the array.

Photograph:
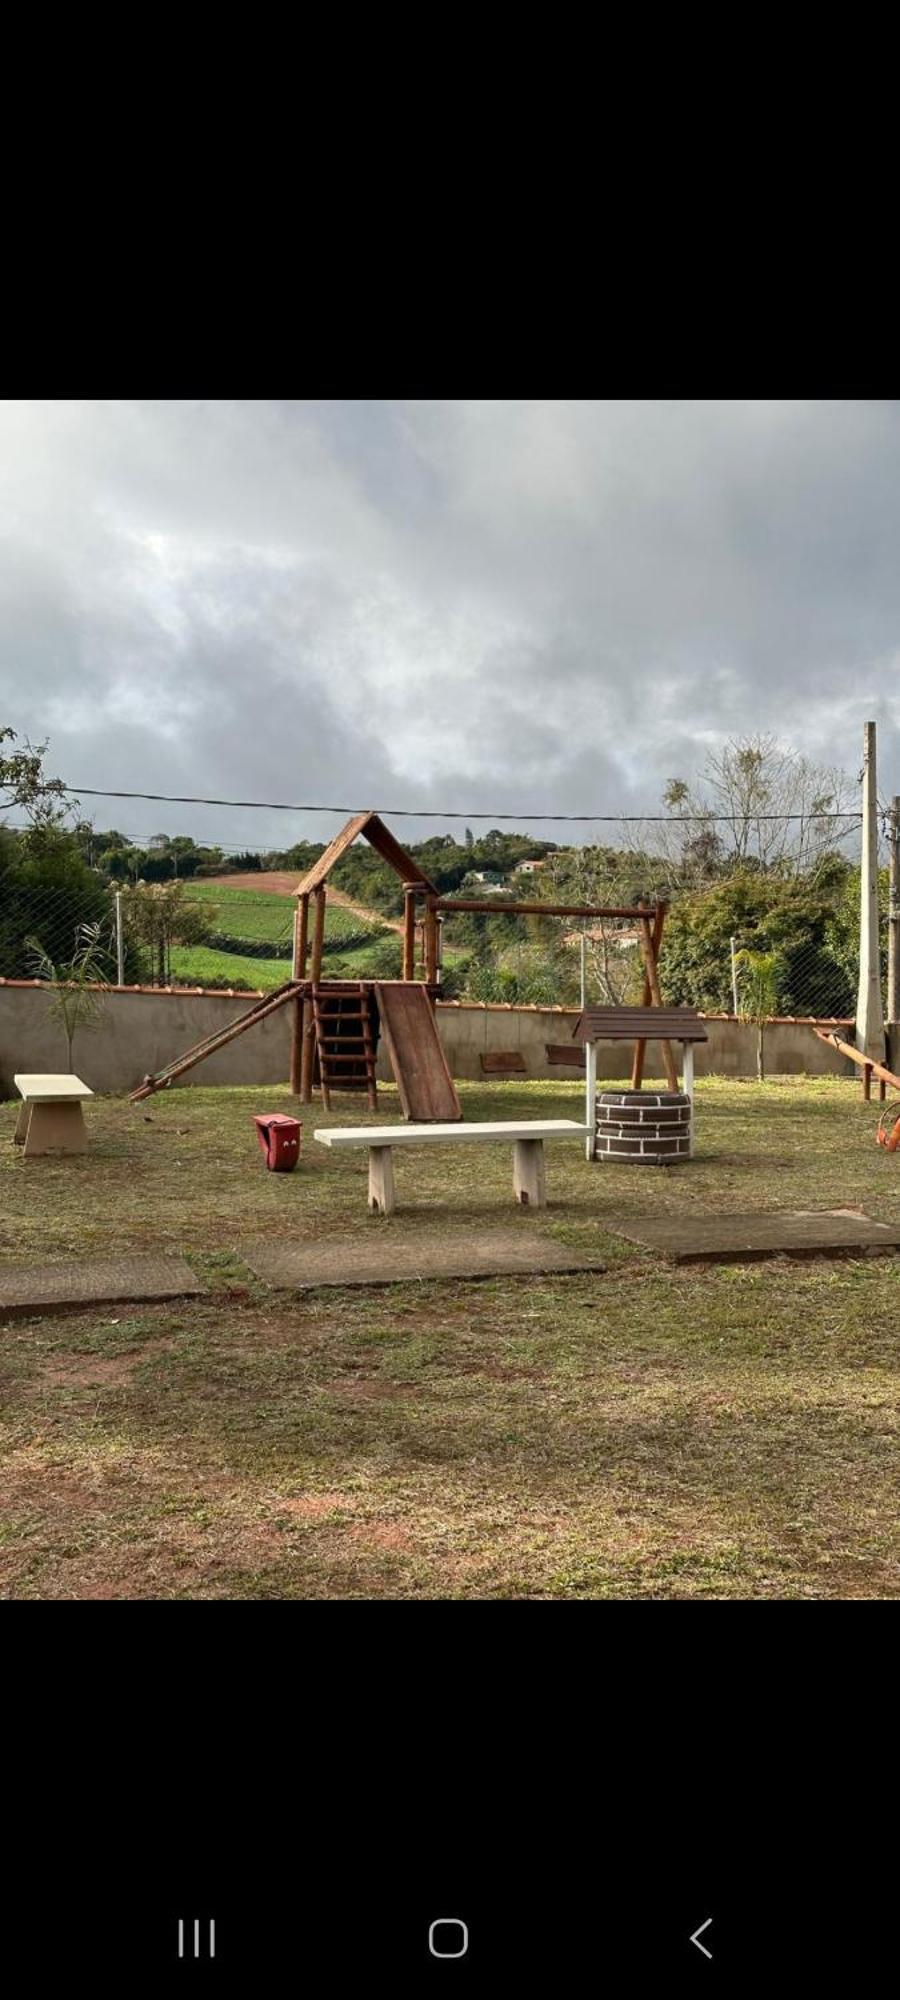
[
  {"x1": 730, "y1": 936, "x2": 739, "y2": 1015},
  {"x1": 115, "y1": 891, "x2": 125, "y2": 987},
  {"x1": 855, "y1": 721, "x2": 885, "y2": 1095},
  {"x1": 888, "y1": 795, "x2": 899, "y2": 1046}
]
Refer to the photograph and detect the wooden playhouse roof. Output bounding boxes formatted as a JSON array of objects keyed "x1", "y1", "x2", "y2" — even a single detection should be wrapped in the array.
[{"x1": 295, "y1": 811, "x2": 438, "y2": 896}]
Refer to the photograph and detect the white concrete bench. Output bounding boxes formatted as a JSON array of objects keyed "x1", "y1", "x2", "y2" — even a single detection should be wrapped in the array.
[
  {"x1": 13, "y1": 1074, "x2": 93, "y2": 1158},
  {"x1": 315, "y1": 1119, "x2": 590, "y2": 1214}
]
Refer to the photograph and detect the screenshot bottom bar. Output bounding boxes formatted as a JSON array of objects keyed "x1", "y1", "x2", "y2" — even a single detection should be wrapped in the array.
[{"x1": 14, "y1": 1880, "x2": 890, "y2": 1987}]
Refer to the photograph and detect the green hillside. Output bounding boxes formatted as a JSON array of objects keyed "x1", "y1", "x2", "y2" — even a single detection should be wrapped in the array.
[{"x1": 169, "y1": 883, "x2": 391, "y2": 990}]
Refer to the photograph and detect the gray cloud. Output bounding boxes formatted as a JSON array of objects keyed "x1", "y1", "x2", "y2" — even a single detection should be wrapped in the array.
[{"x1": 1, "y1": 400, "x2": 897, "y2": 849}]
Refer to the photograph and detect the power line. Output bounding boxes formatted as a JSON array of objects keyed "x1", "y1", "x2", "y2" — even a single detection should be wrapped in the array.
[{"x1": 60, "y1": 785, "x2": 863, "y2": 826}]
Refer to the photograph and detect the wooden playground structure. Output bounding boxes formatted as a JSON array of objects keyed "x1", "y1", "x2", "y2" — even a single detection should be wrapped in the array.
[
  {"x1": 813, "y1": 1028, "x2": 900, "y2": 1102},
  {"x1": 131, "y1": 810, "x2": 678, "y2": 1120},
  {"x1": 813, "y1": 1028, "x2": 900, "y2": 1150}
]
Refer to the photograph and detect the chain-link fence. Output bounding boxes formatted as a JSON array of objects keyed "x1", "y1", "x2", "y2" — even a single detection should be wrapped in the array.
[
  {"x1": 0, "y1": 811, "x2": 893, "y2": 1028},
  {"x1": 0, "y1": 874, "x2": 393, "y2": 994}
]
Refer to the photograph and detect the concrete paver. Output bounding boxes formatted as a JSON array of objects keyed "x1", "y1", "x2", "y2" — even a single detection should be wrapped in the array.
[
  {"x1": 241, "y1": 1230, "x2": 607, "y2": 1290},
  {"x1": 605, "y1": 1209, "x2": 900, "y2": 1263},
  {"x1": 0, "y1": 1255, "x2": 206, "y2": 1318}
]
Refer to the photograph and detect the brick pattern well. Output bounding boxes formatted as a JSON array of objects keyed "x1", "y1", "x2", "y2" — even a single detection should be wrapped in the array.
[{"x1": 594, "y1": 1089, "x2": 692, "y2": 1165}]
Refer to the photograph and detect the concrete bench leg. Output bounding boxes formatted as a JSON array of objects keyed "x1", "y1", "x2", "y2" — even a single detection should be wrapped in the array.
[
  {"x1": 22, "y1": 1102, "x2": 88, "y2": 1158},
  {"x1": 14, "y1": 1102, "x2": 31, "y2": 1145},
  {"x1": 513, "y1": 1138, "x2": 546, "y2": 1208},
  {"x1": 368, "y1": 1144, "x2": 396, "y2": 1215}
]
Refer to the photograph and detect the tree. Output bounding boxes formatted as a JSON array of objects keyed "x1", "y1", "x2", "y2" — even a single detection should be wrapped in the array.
[
  {"x1": 0, "y1": 823, "x2": 115, "y2": 979},
  {"x1": 117, "y1": 882, "x2": 216, "y2": 986},
  {"x1": 661, "y1": 867, "x2": 856, "y2": 1019},
  {"x1": 24, "y1": 921, "x2": 110, "y2": 1072},
  {"x1": 659, "y1": 735, "x2": 857, "y2": 882},
  {"x1": 735, "y1": 948, "x2": 780, "y2": 1080},
  {"x1": 225, "y1": 850, "x2": 262, "y2": 872},
  {"x1": 0, "y1": 727, "x2": 71, "y2": 829},
  {"x1": 538, "y1": 846, "x2": 649, "y2": 1003},
  {"x1": 365, "y1": 937, "x2": 404, "y2": 979}
]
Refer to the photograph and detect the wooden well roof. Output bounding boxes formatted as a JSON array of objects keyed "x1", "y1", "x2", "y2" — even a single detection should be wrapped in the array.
[
  {"x1": 571, "y1": 1005, "x2": 709, "y2": 1042},
  {"x1": 295, "y1": 812, "x2": 438, "y2": 896}
]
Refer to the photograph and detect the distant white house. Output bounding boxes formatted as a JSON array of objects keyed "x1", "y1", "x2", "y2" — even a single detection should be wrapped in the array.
[
  {"x1": 514, "y1": 858, "x2": 546, "y2": 875},
  {"x1": 464, "y1": 870, "x2": 508, "y2": 892}
]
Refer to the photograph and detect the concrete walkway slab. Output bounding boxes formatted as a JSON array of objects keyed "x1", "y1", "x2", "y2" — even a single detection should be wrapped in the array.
[
  {"x1": 241, "y1": 1231, "x2": 607, "y2": 1291},
  {"x1": 606, "y1": 1209, "x2": 900, "y2": 1264},
  {"x1": 0, "y1": 1255, "x2": 206, "y2": 1319}
]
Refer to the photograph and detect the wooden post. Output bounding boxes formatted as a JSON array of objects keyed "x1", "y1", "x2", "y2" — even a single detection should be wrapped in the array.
[
  {"x1": 292, "y1": 1000, "x2": 306, "y2": 1096},
  {"x1": 424, "y1": 899, "x2": 438, "y2": 985},
  {"x1": 300, "y1": 887, "x2": 327, "y2": 1103},
  {"x1": 368, "y1": 1145, "x2": 396, "y2": 1215},
  {"x1": 293, "y1": 896, "x2": 309, "y2": 980},
  {"x1": 403, "y1": 887, "x2": 417, "y2": 981},
  {"x1": 888, "y1": 795, "x2": 899, "y2": 1036},
  {"x1": 299, "y1": 998, "x2": 315, "y2": 1101},
  {"x1": 856, "y1": 721, "x2": 885, "y2": 1086},
  {"x1": 290, "y1": 896, "x2": 309, "y2": 1094},
  {"x1": 310, "y1": 885, "x2": 326, "y2": 982},
  {"x1": 634, "y1": 904, "x2": 678, "y2": 1091},
  {"x1": 631, "y1": 902, "x2": 667, "y2": 1089},
  {"x1": 682, "y1": 1041, "x2": 695, "y2": 1156}
]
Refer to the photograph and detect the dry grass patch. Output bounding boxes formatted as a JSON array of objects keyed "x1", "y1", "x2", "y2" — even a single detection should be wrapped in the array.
[{"x1": 0, "y1": 1078, "x2": 898, "y2": 1598}]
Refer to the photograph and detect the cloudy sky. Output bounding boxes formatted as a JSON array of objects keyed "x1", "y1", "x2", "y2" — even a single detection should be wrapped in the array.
[{"x1": 1, "y1": 400, "x2": 898, "y2": 852}]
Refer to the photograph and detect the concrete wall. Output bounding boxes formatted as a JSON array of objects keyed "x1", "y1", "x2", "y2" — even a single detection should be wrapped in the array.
[
  {"x1": 0, "y1": 981, "x2": 292, "y2": 1096},
  {"x1": 432, "y1": 1002, "x2": 863, "y2": 1082},
  {"x1": 0, "y1": 978, "x2": 879, "y2": 1096}
]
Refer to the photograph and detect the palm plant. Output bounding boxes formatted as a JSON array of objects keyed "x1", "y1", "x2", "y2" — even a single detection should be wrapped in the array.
[
  {"x1": 735, "y1": 947, "x2": 780, "y2": 1081},
  {"x1": 25, "y1": 920, "x2": 110, "y2": 1073}
]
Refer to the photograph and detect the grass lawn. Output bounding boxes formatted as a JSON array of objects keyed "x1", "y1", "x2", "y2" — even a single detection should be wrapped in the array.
[{"x1": 1, "y1": 1076, "x2": 898, "y2": 1600}]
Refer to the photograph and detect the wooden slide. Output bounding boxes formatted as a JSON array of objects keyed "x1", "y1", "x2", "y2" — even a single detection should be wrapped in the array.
[{"x1": 374, "y1": 983, "x2": 462, "y2": 1122}]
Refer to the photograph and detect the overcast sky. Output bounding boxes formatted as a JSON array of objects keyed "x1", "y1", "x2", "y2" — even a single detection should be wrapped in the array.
[{"x1": 1, "y1": 400, "x2": 897, "y2": 852}]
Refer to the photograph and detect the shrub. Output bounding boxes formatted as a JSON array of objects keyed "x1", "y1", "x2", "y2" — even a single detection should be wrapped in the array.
[{"x1": 0, "y1": 826, "x2": 115, "y2": 980}]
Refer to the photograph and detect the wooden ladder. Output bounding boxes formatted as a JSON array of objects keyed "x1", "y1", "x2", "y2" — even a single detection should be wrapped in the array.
[{"x1": 311, "y1": 984, "x2": 378, "y2": 1112}]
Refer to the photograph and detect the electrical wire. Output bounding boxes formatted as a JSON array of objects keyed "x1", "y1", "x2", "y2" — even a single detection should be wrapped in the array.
[{"x1": 58, "y1": 786, "x2": 864, "y2": 825}]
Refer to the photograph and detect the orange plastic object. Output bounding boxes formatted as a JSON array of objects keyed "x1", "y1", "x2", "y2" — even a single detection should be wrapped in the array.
[
  {"x1": 253, "y1": 1114, "x2": 301, "y2": 1171},
  {"x1": 876, "y1": 1109, "x2": 900, "y2": 1153}
]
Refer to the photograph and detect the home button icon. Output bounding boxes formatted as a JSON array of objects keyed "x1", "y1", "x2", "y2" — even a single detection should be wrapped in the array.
[{"x1": 429, "y1": 1918, "x2": 469, "y2": 1959}]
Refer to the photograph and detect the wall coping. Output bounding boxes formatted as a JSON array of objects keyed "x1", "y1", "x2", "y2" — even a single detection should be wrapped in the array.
[
  {"x1": 0, "y1": 976, "x2": 267, "y2": 998},
  {"x1": 0, "y1": 976, "x2": 858, "y2": 1028}
]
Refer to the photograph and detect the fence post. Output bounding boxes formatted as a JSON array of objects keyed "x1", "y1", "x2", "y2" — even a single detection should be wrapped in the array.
[
  {"x1": 855, "y1": 721, "x2": 886, "y2": 1094},
  {"x1": 115, "y1": 891, "x2": 125, "y2": 987},
  {"x1": 730, "y1": 935, "x2": 739, "y2": 1015},
  {"x1": 580, "y1": 931, "x2": 587, "y2": 1011},
  {"x1": 888, "y1": 794, "x2": 900, "y2": 1036}
]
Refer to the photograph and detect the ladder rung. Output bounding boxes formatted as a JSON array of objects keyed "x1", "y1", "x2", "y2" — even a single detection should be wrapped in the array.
[{"x1": 313, "y1": 981, "x2": 377, "y2": 1111}]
